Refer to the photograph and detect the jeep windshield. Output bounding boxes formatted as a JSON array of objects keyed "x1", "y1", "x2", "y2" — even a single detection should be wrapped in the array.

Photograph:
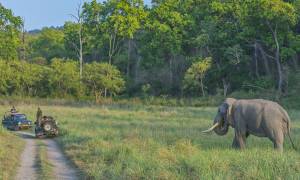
[{"x1": 14, "y1": 114, "x2": 27, "y2": 121}]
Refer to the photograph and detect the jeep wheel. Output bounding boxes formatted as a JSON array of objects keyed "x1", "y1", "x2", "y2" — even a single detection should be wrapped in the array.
[
  {"x1": 14, "y1": 126, "x2": 20, "y2": 131},
  {"x1": 43, "y1": 122, "x2": 54, "y2": 132}
]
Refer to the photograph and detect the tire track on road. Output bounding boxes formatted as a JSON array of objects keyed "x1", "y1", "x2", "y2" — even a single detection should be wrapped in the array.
[
  {"x1": 15, "y1": 132, "x2": 38, "y2": 180},
  {"x1": 15, "y1": 132, "x2": 80, "y2": 180}
]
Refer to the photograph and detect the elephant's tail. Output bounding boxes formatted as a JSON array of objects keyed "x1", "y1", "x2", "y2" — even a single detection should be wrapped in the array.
[
  {"x1": 284, "y1": 112, "x2": 297, "y2": 151},
  {"x1": 287, "y1": 130, "x2": 297, "y2": 150}
]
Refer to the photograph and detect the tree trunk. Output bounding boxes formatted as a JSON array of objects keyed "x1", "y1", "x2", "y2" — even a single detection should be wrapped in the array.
[
  {"x1": 256, "y1": 42, "x2": 271, "y2": 76},
  {"x1": 127, "y1": 39, "x2": 131, "y2": 78},
  {"x1": 254, "y1": 42, "x2": 259, "y2": 78},
  {"x1": 216, "y1": 58, "x2": 229, "y2": 97},
  {"x1": 200, "y1": 77, "x2": 205, "y2": 97},
  {"x1": 109, "y1": 34, "x2": 113, "y2": 64},
  {"x1": 268, "y1": 23, "x2": 283, "y2": 98},
  {"x1": 135, "y1": 55, "x2": 141, "y2": 84},
  {"x1": 79, "y1": 25, "x2": 83, "y2": 79},
  {"x1": 21, "y1": 28, "x2": 26, "y2": 61},
  {"x1": 169, "y1": 55, "x2": 173, "y2": 84}
]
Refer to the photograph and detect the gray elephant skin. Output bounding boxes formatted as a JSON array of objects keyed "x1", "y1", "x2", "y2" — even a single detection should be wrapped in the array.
[{"x1": 203, "y1": 98, "x2": 296, "y2": 152}]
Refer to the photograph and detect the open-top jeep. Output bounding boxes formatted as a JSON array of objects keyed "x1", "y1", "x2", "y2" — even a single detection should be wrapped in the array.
[{"x1": 35, "y1": 115, "x2": 59, "y2": 138}]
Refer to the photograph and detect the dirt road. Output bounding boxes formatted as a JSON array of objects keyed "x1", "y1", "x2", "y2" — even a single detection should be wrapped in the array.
[
  {"x1": 15, "y1": 131, "x2": 79, "y2": 180},
  {"x1": 15, "y1": 132, "x2": 38, "y2": 180}
]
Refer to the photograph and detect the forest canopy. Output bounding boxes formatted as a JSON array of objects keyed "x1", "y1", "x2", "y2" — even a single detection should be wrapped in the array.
[{"x1": 1, "y1": 0, "x2": 300, "y2": 100}]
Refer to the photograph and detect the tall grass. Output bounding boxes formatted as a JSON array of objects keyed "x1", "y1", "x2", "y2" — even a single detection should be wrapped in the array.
[
  {"x1": 0, "y1": 127, "x2": 24, "y2": 180},
  {"x1": 1, "y1": 105, "x2": 298, "y2": 179}
]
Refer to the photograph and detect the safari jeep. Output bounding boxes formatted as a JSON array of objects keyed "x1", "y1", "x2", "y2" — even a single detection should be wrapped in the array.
[
  {"x1": 35, "y1": 116, "x2": 59, "y2": 138},
  {"x1": 2, "y1": 112, "x2": 33, "y2": 131}
]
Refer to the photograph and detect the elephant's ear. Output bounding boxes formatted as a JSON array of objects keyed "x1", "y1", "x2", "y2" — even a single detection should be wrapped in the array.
[{"x1": 224, "y1": 99, "x2": 236, "y2": 126}]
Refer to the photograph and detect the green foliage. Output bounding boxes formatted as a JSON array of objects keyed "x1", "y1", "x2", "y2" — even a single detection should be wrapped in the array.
[
  {"x1": 1, "y1": 1, "x2": 300, "y2": 98},
  {"x1": 28, "y1": 28, "x2": 66, "y2": 61},
  {"x1": 84, "y1": 62, "x2": 125, "y2": 101},
  {"x1": 184, "y1": 57, "x2": 212, "y2": 96},
  {"x1": 48, "y1": 58, "x2": 81, "y2": 97},
  {"x1": 110, "y1": 0, "x2": 148, "y2": 39},
  {"x1": 0, "y1": 59, "x2": 124, "y2": 101},
  {"x1": 0, "y1": 3, "x2": 22, "y2": 60}
]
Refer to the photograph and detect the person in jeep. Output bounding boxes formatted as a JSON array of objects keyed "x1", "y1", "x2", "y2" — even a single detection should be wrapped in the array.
[{"x1": 10, "y1": 106, "x2": 17, "y2": 113}]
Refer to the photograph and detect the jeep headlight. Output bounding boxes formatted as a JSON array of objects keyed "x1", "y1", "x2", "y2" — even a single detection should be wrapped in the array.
[{"x1": 18, "y1": 122, "x2": 21, "y2": 125}]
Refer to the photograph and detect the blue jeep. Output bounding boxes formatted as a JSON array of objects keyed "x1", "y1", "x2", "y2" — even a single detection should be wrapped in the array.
[{"x1": 2, "y1": 112, "x2": 33, "y2": 131}]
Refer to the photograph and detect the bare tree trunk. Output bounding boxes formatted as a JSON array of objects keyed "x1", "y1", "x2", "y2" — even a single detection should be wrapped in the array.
[
  {"x1": 268, "y1": 22, "x2": 283, "y2": 97},
  {"x1": 108, "y1": 31, "x2": 118, "y2": 65},
  {"x1": 20, "y1": 17, "x2": 26, "y2": 61},
  {"x1": 79, "y1": 24, "x2": 83, "y2": 79},
  {"x1": 70, "y1": 3, "x2": 84, "y2": 79}
]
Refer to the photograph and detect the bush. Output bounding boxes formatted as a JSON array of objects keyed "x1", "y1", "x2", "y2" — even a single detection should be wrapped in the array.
[{"x1": 0, "y1": 59, "x2": 125, "y2": 101}]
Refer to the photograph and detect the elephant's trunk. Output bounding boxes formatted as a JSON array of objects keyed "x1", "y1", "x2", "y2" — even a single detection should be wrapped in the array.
[
  {"x1": 213, "y1": 114, "x2": 229, "y2": 136},
  {"x1": 213, "y1": 122, "x2": 229, "y2": 136},
  {"x1": 202, "y1": 114, "x2": 229, "y2": 135}
]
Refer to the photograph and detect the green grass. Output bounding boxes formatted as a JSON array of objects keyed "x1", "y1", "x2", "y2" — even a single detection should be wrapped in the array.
[
  {"x1": 0, "y1": 127, "x2": 24, "y2": 180},
  {"x1": 36, "y1": 140, "x2": 54, "y2": 180},
  {"x1": 0, "y1": 105, "x2": 299, "y2": 179}
]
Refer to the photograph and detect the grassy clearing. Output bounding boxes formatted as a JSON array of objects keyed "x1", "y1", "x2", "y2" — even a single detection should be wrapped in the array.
[
  {"x1": 0, "y1": 127, "x2": 24, "y2": 180},
  {"x1": 36, "y1": 140, "x2": 54, "y2": 180},
  {"x1": 0, "y1": 105, "x2": 299, "y2": 179}
]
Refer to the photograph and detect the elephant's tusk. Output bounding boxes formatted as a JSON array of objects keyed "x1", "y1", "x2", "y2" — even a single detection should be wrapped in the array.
[{"x1": 202, "y1": 123, "x2": 220, "y2": 133}]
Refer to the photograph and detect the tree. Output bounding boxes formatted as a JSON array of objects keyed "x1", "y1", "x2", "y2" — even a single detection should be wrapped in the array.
[
  {"x1": 48, "y1": 58, "x2": 81, "y2": 97},
  {"x1": 83, "y1": 62, "x2": 125, "y2": 102},
  {"x1": 29, "y1": 28, "x2": 66, "y2": 62},
  {"x1": 69, "y1": 2, "x2": 85, "y2": 79},
  {"x1": 139, "y1": 0, "x2": 189, "y2": 93},
  {"x1": 0, "y1": 3, "x2": 22, "y2": 60},
  {"x1": 83, "y1": 0, "x2": 119, "y2": 64},
  {"x1": 109, "y1": 0, "x2": 148, "y2": 77},
  {"x1": 239, "y1": 0, "x2": 297, "y2": 97},
  {"x1": 183, "y1": 57, "x2": 212, "y2": 97}
]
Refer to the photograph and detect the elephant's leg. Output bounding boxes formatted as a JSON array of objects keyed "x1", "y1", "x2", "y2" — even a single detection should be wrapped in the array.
[
  {"x1": 265, "y1": 127, "x2": 284, "y2": 152},
  {"x1": 232, "y1": 132, "x2": 246, "y2": 149},
  {"x1": 237, "y1": 134, "x2": 246, "y2": 149},
  {"x1": 273, "y1": 131, "x2": 284, "y2": 152},
  {"x1": 232, "y1": 110, "x2": 247, "y2": 149},
  {"x1": 232, "y1": 136, "x2": 239, "y2": 149}
]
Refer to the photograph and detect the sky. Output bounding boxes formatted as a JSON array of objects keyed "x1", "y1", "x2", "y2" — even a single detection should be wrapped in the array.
[{"x1": 0, "y1": 0, "x2": 151, "y2": 31}]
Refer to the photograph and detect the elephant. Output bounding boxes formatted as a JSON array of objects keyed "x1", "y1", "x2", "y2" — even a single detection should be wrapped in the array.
[{"x1": 202, "y1": 98, "x2": 296, "y2": 152}]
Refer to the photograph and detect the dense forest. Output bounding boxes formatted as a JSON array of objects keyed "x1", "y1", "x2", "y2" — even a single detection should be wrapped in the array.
[{"x1": 1, "y1": 0, "x2": 300, "y2": 101}]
